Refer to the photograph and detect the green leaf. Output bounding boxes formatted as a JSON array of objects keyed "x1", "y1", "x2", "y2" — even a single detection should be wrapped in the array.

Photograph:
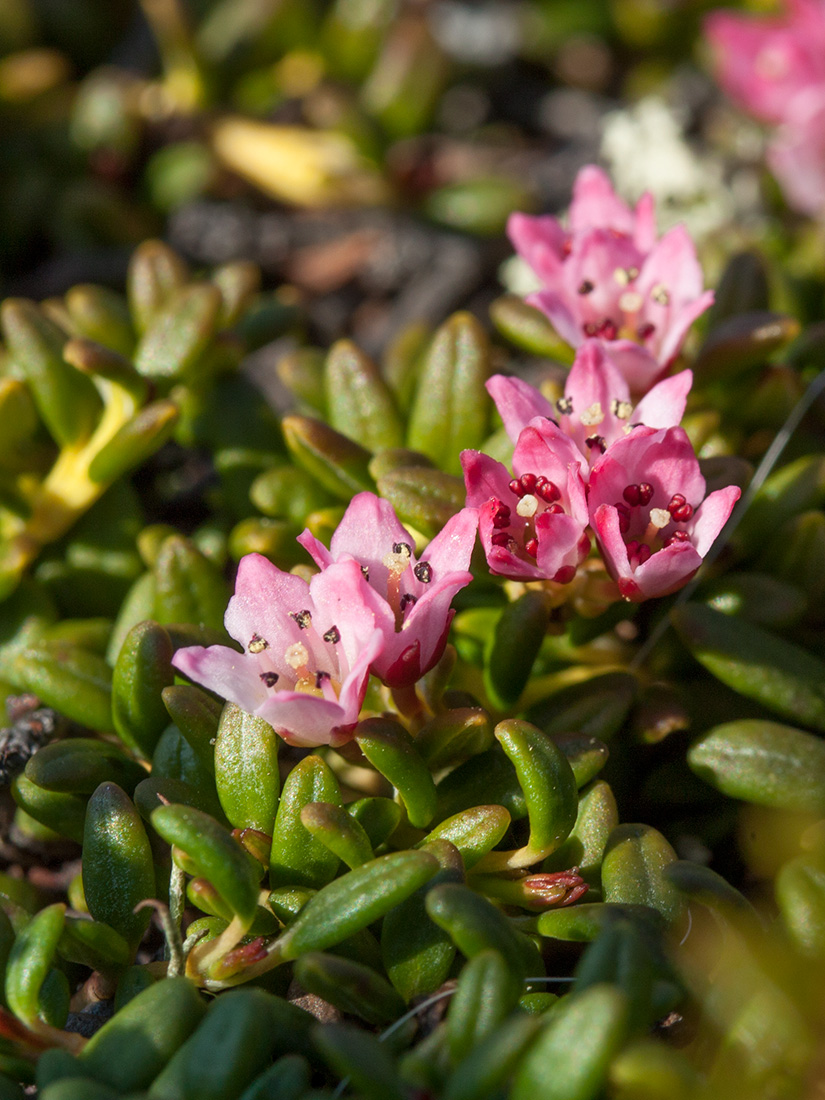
[
  {"x1": 734, "y1": 454, "x2": 825, "y2": 555},
  {"x1": 294, "y1": 952, "x2": 405, "y2": 1024},
  {"x1": 509, "y1": 984, "x2": 629, "y2": 1100},
  {"x1": 489, "y1": 294, "x2": 576, "y2": 360},
  {"x1": 237, "y1": 1055, "x2": 310, "y2": 1100},
  {"x1": 552, "y1": 734, "x2": 610, "y2": 789},
  {"x1": 425, "y1": 883, "x2": 526, "y2": 1002},
  {"x1": 671, "y1": 603, "x2": 825, "y2": 732},
  {"x1": 88, "y1": 400, "x2": 179, "y2": 484},
  {"x1": 112, "y1": 620, "x2": 175, "y2": 758},
  {"x1": 346, "y1": 797, "x2": 402, "y2": 850},
  {"x1": 269, "y1": 754, "x2": 342, "y2": 890},
  {"x1": 153, "y1": 536, "x2": 230, "y2": 635},
  {"x1": 706, "y1": 251, "x2": 770, "y2": 326},
  {"x1": 82, "y1": 783, "x2": 156, "y2": 949},
  {"x1": 0, "y1": 299, "x2": 100, "y2": 446},
  {"x1": 574, "y1": 920, "x2": 656, "y2": 1036},
  {"x1": 443, "y1": 1013, "x2": 543, "y2": 1100},
  {"x1": 484, "y1": 592, "x2": 550, "y2": 709},
  {"x1": 415, "y1": 706, "x2": 494, "y2": 770},
  {"x1": 162, "y1": 685, "x2": 222, "y2": 774},
  {"x1": 11, "y1": 776, "x2": 87, "y2": 844},
  {"x1": 5, "y1": 903, "x2": 65, "y2": 1028},
  {"x1": 694, "y1": 311, "x2": 799, "y2": 380},
  {"x1": 214, "y1": 703, "x2": 280, "y2": 833},
  {"x1": 134, "y1": 284, "x2": 222, "y2": 381},
  {"x1": 542, "y1": 779, "x2": 618, "y2": 886},
  {"x1": 776, "y1": 856, "x2": 825, "y2": 958},
  {"x1": 4, "y1": 644, "x2": 113, "y2": 732},
  {"x1": 277, "y1": 850, "x2": 439, "y2": 961},
  {"x1": 446, "y1": 948, "x2": 519, "y2": 1062},
  {"x1": 24, "y1": 738, "x2": 144, "y2": 795},
  {"x1": 282, "y1": 414, "x2": 375, "y2": 499},
  {"x1": 407, "y1": 313, "x2": 490, "y2": 473},
  {"x1": 58, "y1": 917, "x2": 131, "y2": 974},
  {"x1": 324, "y1": 339, "x2": 404, "y2": 451},
  {"x1": 127, "y1": 240, "x2": 190, "y2": 334},
  {"x1": 152, "y1": 804, "x2": 259, "y2": 925},
  {"x1": 424, "y1": 805, "x2": 511, "y2": 869},
  {"x1": 376, "y1": 466, "x2": 466, "y2": 537},
  {"x1": 687, "y1": 719, "x2": 825, "y2": 813},
  {"x1": 64, "y1": 285, "x2": 135, "y2": 358},
  {"x1": 601, "y1": 824, "x2": 685, "y2": 926},
  {"x1": 314, "y1": 1024, "x2": 405, "y2": 1100},
  {"x1": 79, "y1": 976, "x2": 206, "y2": 1092},
  {"x1": 300, "y1": 803, "x2": 374, "y2": 869},
  {"x1": 356, "y1": 717, "x2": 437, "y2": 828}
]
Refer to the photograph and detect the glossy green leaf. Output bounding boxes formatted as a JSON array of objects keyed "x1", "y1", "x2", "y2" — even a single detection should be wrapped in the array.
[
  {"x1": 489, "y1": 294, "x2": 576, "y2": 359},
  {"x1": 552, "y1": 734, "x2": 610, "y2": 789},
  {"x1": 88, "y1": 400, "x2": 180, "y2": 484},
  {"x1": 608, "y1": 1038, "x2": 698, "y2": 1100},
  {"x1": 151, "y1": 724, "x2": 223, "y2": 819},
  {"x1": 574, "y1": 919, "x2": 656, "y2": 1036},
  {"x1": 82, "y1": 783, "x2": 156, "y2": 949},
  {"x1": 152, "y1": 804, "x2": 259, "y2": 924},
  {"x1": 325, "y1": 339, "x2": 403, "y2": 451},
  {"x1": 416, "y1": 706, "x2": 494, "y2": 770},
  {"x1": 542, "y1": 779, "x2": 618, "y2": 886},
  {"x1": 776, "y1": 856, "x2": 825, "y2": 958},
  {"x1": 300, "y1": 802, "x2": 374, "y2": 869},
  {"x1": 237, "y1": 1055, "x2": 310, "y2": 1100},
  {"x1": 601, "y1": 824, "x2": 685, "y2": 926},
  {"x1": 25, "y1": 738, "x2": 144, "y2": 795},
  {"x1": 58, "y1": 916, "x2": 131, "y2": 974},
  {"x1": 153, "y1": 536, "x2": 230, "y2": 635},
  {"x1": 435, "y1": 746, "x2": 525, "y2": 823},
  {"x1": 269, "y1": 754, "x2": 342, "y2": 889},
  {"x1": 277, "y1": 850, "x2": 439, "y2": 961},
  {"x1": 527, "y1": 671, "x2": 637, "y2": 741},
  {"x1": 5, "y1": 903, "x2": 65, "y2": 1027},
  {"x1": 314, "y1": 1024, "x2": 405, "y2": 1100},
  {"x1": 64, "y1": 284, "x2": 135, "y2": 357},
  {"x1": 282, "y1": 414, "x2": 375, "y2": 499},
  {"x1": 294, "y1": 951, "x2": 405, "y2": 1024},
  {"x1": 356, "y1": 717, "x2": 437, "y2": 828},
  {"x1": 734, "y1": 454, "x2": 825, "y2": 554},
  {"x1": 4, "y1": 644, "x2": 113, "y2": 732},
  {"x1": 424, "y1": 805, "x2": 511, "y2": 869},
  {"x1": 161, "y1": 685, "x2": 222, "y2": 774},
  {"x1": 447, "y1": 948, "x2": 518, "y2": 1062},
  {"x1": 112, "y1": 620, "x2": 175, "y2": 758},
  {"x1": 214, "y1": 703, "x2": 279, "y2": 833},
  {"x1": 485, "y1": 592, "x2": 550, "y2": 709},
  {"x1": 671, "y1": 603, "x2": 825, "y2": 732},
  {"x1": 127, "y1": 240, "x2": 189, "y2": 334},
  {"x1": 694, "y1": 311, "x2": 799, "y2": 380},
  {"x1": 346, "y1": 797, "x2": 402, "y2": 850},
  {"x1": 688, "y1": 719, "x2": 825, "y2": 812},
  {"x1": 11, "y1": 776, "x2": 87, "y2": 844},
  {"x1": 134, "y1": 284, "x2": 221, "y2": 381},
  {"x1": 510, "y1": 984, "x2": 629, "y2": 1100},
  {"x1": 376, "y1": 466, "x2": 466, "y2": 538}
]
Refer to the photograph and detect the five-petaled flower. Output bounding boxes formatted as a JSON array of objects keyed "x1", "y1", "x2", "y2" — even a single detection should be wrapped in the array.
[
  {"x1": 587, "y1": 426, "x2": 741, "y2": 602},
  {"x1": 487, "y1": 340, "x2": 692, "y2": 472},
  {"x1": 298, "y1": 492, "x2": 478, "y2": 687},
  {"x1": 172, "y1": 553, "x2": 384, "y2": 747},
  {"x1": 462, "y1": 421, "x2": 590, "y2": 583},
  {"x1": 507, "y1": 165, "x2": 714, "y2": 393}
]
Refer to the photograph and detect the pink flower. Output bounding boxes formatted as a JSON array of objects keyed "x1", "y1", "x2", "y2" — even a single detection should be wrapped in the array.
[
  {"x1": 588, "y1": 427, "x2": 741, "y2": 602},
  {"x1": 172, "y1": 553, "x2": 384, "y2": 747},
  {"x1": 462, "y1": 421, "x2": 590, "y2": 583},
  {"x1": 487, "y1": 340, "x2": 692, "y2": 471},
  {"x1": 767, "y1": 86, "x2": 825, "y2": 217},
  {"x1": 297, "y1": 493, "x2": 478, "y2": 687},
  {"x1": 705, "y1": 1, "x2": 825, "y2": 125},
  {"x1": 507, "y1": 166, "x2": 714, "y2": 393}
]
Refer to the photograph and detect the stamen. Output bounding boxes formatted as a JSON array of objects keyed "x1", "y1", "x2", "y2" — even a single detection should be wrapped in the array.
[
  {"x1": 285, "y1": 642, "x2": 310, "y2": 670},
  {"x1": 664, "y1": 531, "x2": 691, "y2": 547},
  {"x1": 400, "y1": 593, "x2": 417, "y2": 612},
  {"x1": 619, "y1": 291, "x2": 643, "y2": 313},
  {"x1": 259, "y1": 671, "x2": 279, "y2": 688},
  {"x1": 556, "y1": 397, "x2": 573, "y2": 416},
  {"x1": 637, "y1": 322, "x2": 656, "y2": 340},
  {"x1": 545, "y1": 503, "x2": 563, "y2": 515},
  {"x1": 615, "y1": 502, "x2": 631, "y2": 533},
  {"x1": 248, "y1": 634, "x2": 269, "y2": 654},
  {"x1": 585, "y1": 435, "x2": 606, "y2": 453},
  {"x1": 524, "y1": 538, "x2": 538, "y2": 558},
  {"x1": 535, "y1": 476, "x2": 560, "y2": 503},
  {"x1": 516, "y1": 494, "x2": 539, "y2": 518},
  {"x1": 289, "y1": 610, "x2": 312, "y2": 630},
  {"x1": 491, "y1": 532, "x2": 512, "y2": 547},
  {"x1": 613, "y1": 267, "x2": 630, "y2": 286},
  {"x1": 638, "y1": 482, "x2": 654, "y2": 505},
  {"x1": 583, "y1": 322, "x2": 600, "y2": 337},
  {"x1": 649, "y1": 508, "x2": 672, "y2": 529},
  {"x1": 598, "y1": 319, "x2": 618, "y2": 340},
  {"x1": 627, "y1": 266, "x2": 639, "y2": 280},
  {"x1": 323, "y1": 626, "x2": 341, "y2": 644},
  {"x1": 360, "y1": 564, "x2": 370, "y2": 581},
  {"x1": 392, "y1": 542, "x2": 412, "y2": 558},
  {"x1": 623, "y1": 484, "x2": 641, "y2": 506},
  {"x1": 578, "y1": 280, "x2": 594, "y2": 295},
  {"x1": 580, "y1": 402, "x2": 604, "y2": 427},
  {"x1": 509, "y1": 478, "x2": 525, "y2": 498},
  {"x1": 610, "y1": 399, "x2": 633, "y2": 419},
  {"x1": 315, "y1": 670, "x2": 331, "y2": 689},
  {"x1": 491, "y1": 501, "x2": 511, "y2": 529},
  {"x1": 414, "y1": 561, "x2": 433, "y2": 583},
  {"x1": 519, "y1": 473, "x2": 538, "y2": 494},
  {"x1": 651, "y1": 284, "x2": 670, "y2": 306},
  {"x1": 554, "y1": 565, "x2": 576, "y2": 584}
]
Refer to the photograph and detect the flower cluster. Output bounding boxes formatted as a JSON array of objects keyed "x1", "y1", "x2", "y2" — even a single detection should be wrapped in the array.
[
  {"x1": 174, "y1": 165, "x2": 740, "y2": 750},
  {"x1": 507, "y1": 165, "x2": 714, "y2": 392},
  {"x1": 706, "y1": 0, "x2": 825, "y2": 217}
]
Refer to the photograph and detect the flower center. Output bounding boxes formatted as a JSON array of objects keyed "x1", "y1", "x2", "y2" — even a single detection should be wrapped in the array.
[
  {"x1": 578, "y1": 268, "x2": 668, "y2": 344},
  {"x1": 491, "y1": 471, "x2": 565, "y2": 561},
  {"x1": 614, "y1": 482, "x2": 695, "y2": 565}
]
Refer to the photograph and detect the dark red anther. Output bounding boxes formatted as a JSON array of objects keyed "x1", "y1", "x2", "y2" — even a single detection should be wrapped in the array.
[
  {"x1": 519, "y1": 472, "x2": 538, "y2": 494},
  {"x1": 671, "y1": 503, "x2": 693, "y2": 522},
  {"x1": 615, "y1": 502, "x2": 631, "y2": 533},
  {"x1": 524, "y1": 538, "x2": 539, "y2": 558},
  {"x1": 578, "y1": 280, "x2": 594, "y2": 295},
  {"x1": 535, "y1": 476, "x2": 560, "y2": 503},
  {"x1": 545, "y1": 503, "x2": 564, "y2": 515},
  {"x1": 664, "y1": 530, "x2": 691, "y2": 547},
  {"x1": 598, "y1": 319, "x2": 618, "y2": 340},
  {"x1": 638, "y1": 482, "x2": 654, "y2": 505},
  {"x1": 585, "y1": 434, "x2": 606, "y2": 453},
  {"x1": 623, "y1": 484, "x2": 641, "y2": 506},
  {"x1": 637, "y1": 322, "x2": 656, "y2": 340},
  {"x1": 635, "y1": 544, "x2": 651, "y2": 564},
  {"x1": 491, "y1": 531, "x2": 511, "y2": 547},
  {"x1": 509, "y1": 478, "x2": 524, "y2": 497},
  {"x1": 583, "y1": 321, "x2": 600, "y2": 337},
  {"x1": 553, "y1": 565, "x2": 576, "y2": 584},
  {"x1": 667, "y1": 493, "x2": 686, "y2": 514},
  {"x1": 626, "y1": 539, "x2": 640, "y2": 556},
  {"x1": 491, "y1": 501, "x2": 511, "y2": 528}
]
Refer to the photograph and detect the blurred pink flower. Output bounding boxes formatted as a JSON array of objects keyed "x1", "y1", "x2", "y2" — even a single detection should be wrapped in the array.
[
  {"x1": 508, "y1": 166, "x2": 714, "y2": 393},
  {"x1": 588, "y1": 426, "x2": 740, "y2": 602},
  {"x1": 706, "y1": 1, "x2": 825, "y2": 216},
  {"x1": 298, "y1": 492, "x2": 477, "y2": 687},
  {"x1": 487, "y1": 340, "x2": 692, "y2": 471},
  {"x1": 705, "y1": 0, "x2": 825, "y2": 124},
  {"x1": 462, "y1": 421, "x2": 590, "y2": 583},
  {"x1": 172, "y1": 553, "x2": 383, "y2": 747}
]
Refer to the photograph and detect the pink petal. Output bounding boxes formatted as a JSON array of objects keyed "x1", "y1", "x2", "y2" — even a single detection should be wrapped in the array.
[
  {"x1": 507, "y1": 212, "x2": 567, "y2": 282},
  {"x1": 173, "y1": 644, "x2": 265, "y2": 713},
  {"x1": 632, "y1": 369, "x2": 692, "y2": 430},
  {"x1": 514, "y1": 418, "x2": 588, "y2": 487},
  {"x1": 257, "y1": 692, "x2": 355, "y2": 748},
  {"x1": 224, "y1": 554, "x2": 313, "y2": 654},
  {"x1": 633, "y1": 191, "x2": 657, "y2": 252},
  {"x1": 636, "y1": 225, "x2": 706, "y2": 308},
  {"x1": 296, "y1": 528, "x2": 333, "y2": 569},
  {"x1": 656, "y1": 290, "x2": 715, "y2": 368},
  {"x1": 526, "y1": 290, "x2": 582, "y2": 348},
  {"x1": 633, "y1": 542, "x2": 703, "y2": 600},
  {"x1": 689, "y1": 485, "x2": 741, "y2": 557},
  {"x1": 569, "y1": 166, "x2": 635, "y2": 235},
  {"x1": 486, "y1": 374, "x2": 554, "y2": 444},
  {"x1": 419, "y1": 507, "x2": 479, "y2": 579},
  {"x1": 462, "y1": 449, "x2": 515, "y2": 509},
  {"x1": 534, "y1": 511, "x2": 587, "y2": 582},
  {"x1": 598, "y1": 340, "x2": 664, "y2": 395},
  {"x1": 767, "y1": 88, "x2": 825, "y2": 217},
  {"x1": 592, "y1": 504, "x2": 632, "y2": 586}
]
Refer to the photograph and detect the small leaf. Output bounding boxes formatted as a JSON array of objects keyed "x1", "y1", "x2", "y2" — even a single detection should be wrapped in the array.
[
  {"x1": 356, "y1": 717, "x2": 437, "y2": 828},
  {"x1": 5, "y1": 645, "x2": 113, "y2": 732},
  {"x1": 324, "y1": 339, "x2": 404, "y2": 451},
  {"x1": 269, "y1": 755, "x2": 342, "y2": 890},
  {"x1": 300, "y1": 803, "x2": 374, "y2": 869},
  {"x1": 485, "y1": 592, "x2": 550, "y2": 709},
  {"x1": 282, "y1": 414, "x2": 375, "y2": 499},
  {"x1": 425, "y1": 805, "x2": 511, "y2": 869},
  {"x1": 153, "y1": 536, "x2": 230, "y2": 635},
  {"x1": 5, "y1": 903, "x2": 65, "y2": 1028},
  {"x1": 112, "y1": 620, "x2": 175, "y2": 758},
  {"x1": 489, "y1": 294, "x2": 576, "y2": 360},
  {"x1": 25, "y1": 738, "x2": 144, "y2": 795},
  {"x1": 377, "y1": 466, "x2": 466, "y2": 537},
  {"x1": 314, "y1": 1024, "x2": 405, "y2": 1100},
  {"x1": 214, "y1": 703, "x2": 280, "y2": 833},
  {"x1": 694, "y1": 311, "x2": 800, "y2": 380},
  {"x1": 601, "y1": 824, "x2": 685, "y2": 926},
  {"x1": 294, "y1": 952, "x2": 405, "y2": 1024},
  {"x1": 447, "y1": 949, "x2": 518, "y2": 1062},
  {"x1": 134, "y1": 284, "x2": 222, "y2": 381},
  {"x1": 127, "y1": 240, "x2": 189, "y2": 334}
]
